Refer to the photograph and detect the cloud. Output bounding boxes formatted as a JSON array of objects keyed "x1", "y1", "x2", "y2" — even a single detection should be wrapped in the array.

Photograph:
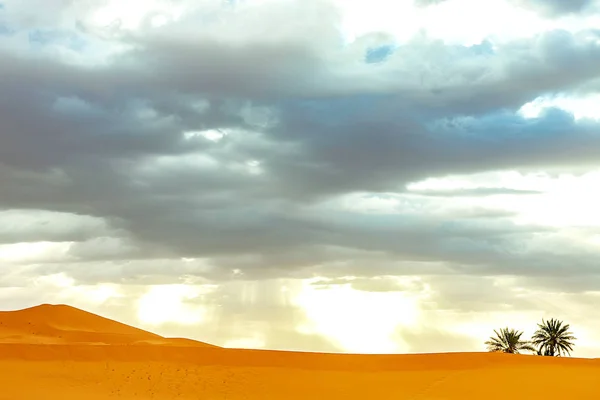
[
  {"x1": 510, "y1": 0, "x2": 598, "y2": 17},
  {"x1": 413, "y1": 0, "x2": 447, "y2": 7},
  {"x1": 407, "y1": 187, "x2": 542, "y2": 197},
  {"x1": 417, "y1": 0, "x2": 599, "y2": 17},
  {"x1": 311, "y1": 276, "x2": 427, "y2": 293},
  {"x1": 2, "y1": 0, "x2": 600, "y2": 355},
  {"x1": 0, "y1": 209, "x2": 113, "y2": 244}
]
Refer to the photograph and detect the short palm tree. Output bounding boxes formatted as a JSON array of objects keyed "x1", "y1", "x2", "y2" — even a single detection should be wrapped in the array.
[
  {"x1": 531, "y1": 318, "x2": 575, "y2": 357},
  {"x1": 485, "y1": 327, "x2": 536, "y2": 354}
]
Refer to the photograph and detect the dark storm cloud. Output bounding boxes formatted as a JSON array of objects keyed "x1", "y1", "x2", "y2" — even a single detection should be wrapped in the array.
[
  {"x1": 6, "y1": 21, "x2": 600, "y2": 116},
  {"x1": 24, "y1": 212, "x2": 600, "y2": 292},
  {"x1": 0, "y1": 209, "x2": 113, "y2": 244},
  {"x1": 116, "y1": 27, "x2": 600, "y2": 115},
  {"x1": 2, "y1": 0, "x2": 600, "y2": 294},
  {"x1": 267, "y1": 104, "x2": 600, "y2": 199}
]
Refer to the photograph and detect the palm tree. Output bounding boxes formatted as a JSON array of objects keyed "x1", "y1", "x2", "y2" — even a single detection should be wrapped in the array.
[
  {"x1": 485, "y1": 327, "x2": 536, "y2": 354},
  {"x1": 531, "y1": 318, "x2": 576, "y2": 357}
]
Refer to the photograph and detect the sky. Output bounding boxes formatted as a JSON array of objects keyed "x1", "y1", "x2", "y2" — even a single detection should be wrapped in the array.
[{"x1": 1, "y1": 0, "x2": 600, "y2": 356}]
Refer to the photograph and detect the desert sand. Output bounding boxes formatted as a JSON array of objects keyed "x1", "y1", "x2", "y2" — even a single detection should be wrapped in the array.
[{"x1": 1, "y1": 304, "x2": 599, "y2": 399}]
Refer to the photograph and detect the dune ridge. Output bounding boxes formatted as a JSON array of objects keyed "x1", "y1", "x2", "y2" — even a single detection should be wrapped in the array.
[
  {"x1": 1, "y1": 304, "x2": 600, "y2": 399},
  {"x1": 0, "y1": 304, "x2": 217, "y2": 347}
]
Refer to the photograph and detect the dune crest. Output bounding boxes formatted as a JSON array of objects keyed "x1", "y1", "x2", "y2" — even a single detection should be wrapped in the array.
[
  {"x1": 0, "y1": 303, "x2": 216, "y2": 347},
  {"x1": 1, "y1": 303, "x2": 600, "y2": 399}
]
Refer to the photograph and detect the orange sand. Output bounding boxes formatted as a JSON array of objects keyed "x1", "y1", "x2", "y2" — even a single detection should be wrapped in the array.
[{"x1": 1, "y1": 304, "x2": 599, "y2": 399}]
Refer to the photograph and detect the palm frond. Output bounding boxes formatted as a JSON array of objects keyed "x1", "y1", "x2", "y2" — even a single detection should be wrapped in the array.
[
  {"x1": 531, "y1": 318, "x2": 576, "y2": 357},
  {"x1": 485, "y1": 327, "x2": 534, "y2": 354}
]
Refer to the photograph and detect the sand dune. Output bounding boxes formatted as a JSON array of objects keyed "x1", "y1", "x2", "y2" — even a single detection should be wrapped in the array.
[
  {"x1": 0, "y1": 304, "x2": 216, "y2": 347},
  {"x1": 1, "y1": 304, "x2": 599, "y2": 399}
]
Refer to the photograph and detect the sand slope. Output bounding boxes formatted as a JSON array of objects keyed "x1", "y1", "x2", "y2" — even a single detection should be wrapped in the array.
[
  {"x1": 0, "y1": 304, "x2": 217, "y2": 347},
  {"x1": 1, "y1": 304, "x2": 599, "y2": 399}
]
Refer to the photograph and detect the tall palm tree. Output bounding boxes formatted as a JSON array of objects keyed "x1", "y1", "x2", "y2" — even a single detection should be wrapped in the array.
[
  {"x1": 531, "y1": 318, "x2": 576, "y2": 357},
  {"x1": 485, "y1": 327, "x2": 536, "y2": 354}
]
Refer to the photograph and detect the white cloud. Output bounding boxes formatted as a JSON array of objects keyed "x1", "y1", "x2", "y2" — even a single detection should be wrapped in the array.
[
  {"x1": 0, "y1": 241, "x2": 72, "y2": 263},
  {"x1": 407, "y1": 169, "x2": 600, "y2": 227},
  {"x1": 183, "y1": 129, "x2": 227, "y2": 142},
  {"x1": 336, "y1": 0, "x2": 600, "y2": 46},
  {"x1": 520, "y1": 94, "x2": 600, "y2": 120}
]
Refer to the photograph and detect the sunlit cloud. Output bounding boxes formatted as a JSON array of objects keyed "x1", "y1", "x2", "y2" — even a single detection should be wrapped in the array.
[{"x1": 137, "y1": 284, "x2": 210, "y2": 326}]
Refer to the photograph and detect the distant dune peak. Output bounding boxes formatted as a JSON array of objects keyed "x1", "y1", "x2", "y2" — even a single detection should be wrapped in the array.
[{"x1": 0, "y1": 303, "x2": 217, "y2": 348}]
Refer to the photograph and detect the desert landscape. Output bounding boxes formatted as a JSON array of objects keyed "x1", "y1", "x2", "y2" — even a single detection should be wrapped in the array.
[
  {"x1": 3, "y1": 2, "x2": 600, "y2": 398},
  {"x1": 0, "y1": 304, "x2": 597, "y2": 399}
]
